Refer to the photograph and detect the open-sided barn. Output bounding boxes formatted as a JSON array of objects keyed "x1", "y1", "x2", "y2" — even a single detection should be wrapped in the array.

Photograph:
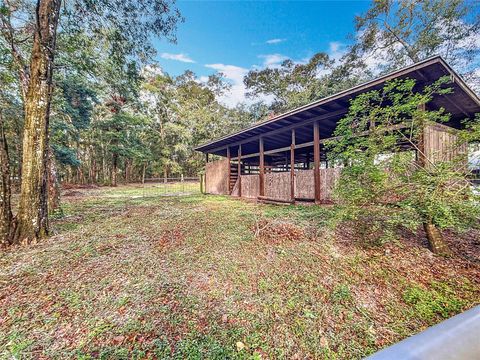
[{"x1": 195, "y1": 56, "x2": 480, "y2": 204}]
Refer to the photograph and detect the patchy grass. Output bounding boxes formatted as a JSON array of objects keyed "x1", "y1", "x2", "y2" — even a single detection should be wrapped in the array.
[{"x1": 1, "y1": 185, "x2": 479, "y2": 359}]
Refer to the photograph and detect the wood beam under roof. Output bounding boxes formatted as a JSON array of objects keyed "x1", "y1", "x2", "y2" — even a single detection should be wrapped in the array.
[
  {"x1": 259, "y1": 137, "x2": 265, "y2": 196},
  {"x1": 208, "y1": 109, "x2": 347, "y2": 154}
]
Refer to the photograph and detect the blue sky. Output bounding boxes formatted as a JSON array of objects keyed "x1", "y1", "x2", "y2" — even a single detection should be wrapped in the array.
[{"x1": 153, "y1": 1, "x2": 371, "y2": 106}]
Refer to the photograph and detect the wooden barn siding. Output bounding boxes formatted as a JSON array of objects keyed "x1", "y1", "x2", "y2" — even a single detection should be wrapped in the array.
[
  {"x1": 205, "y1": 159, "x2": 229, "y2": 195},
  {"x1": 241, "y1": 175, "x2": 259, "y2": 198},
  {"x1": 424, "y1": 123, "x2": 467, "y2": 164},
  {"x1": 294, "y1": 169, "x2": 340, "y2": 202},
  {"x1": 231, "y1": 178, "x2": 240, "y2": 196},
  {"x1": 206, "y1": 161, "x2": 340, "y2": 201},
  {"x1": 295, "y1": 170, "x2": 315, "y2": 199},
  {"x1": 320, "y1": 168, "x2": 341, "y2": 202},
  {"x1": 265, "y1": 172, "x2": 291, "y2": 201}
]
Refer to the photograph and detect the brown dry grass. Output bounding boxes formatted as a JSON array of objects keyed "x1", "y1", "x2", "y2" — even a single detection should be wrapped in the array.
[{"x1": 0, "y1": 185, "x2": 478, "y2": 359}]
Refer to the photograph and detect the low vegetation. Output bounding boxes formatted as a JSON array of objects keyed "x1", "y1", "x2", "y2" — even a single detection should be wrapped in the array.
[{"x1": 1, "y1": 186, "x2": 478, "y2": 359}]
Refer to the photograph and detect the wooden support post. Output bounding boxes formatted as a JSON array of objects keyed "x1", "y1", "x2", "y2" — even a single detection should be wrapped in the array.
[
  {"x1": 259, "y1": 137, "x2": 265, "y2": 197},
  {"x1": 237, "y1": 145, "x2": 242, "y2": 197},
  {"x1": 226, "y1": 146, "x2": 231, "y2": 194},
  {"x1": 290, "y1": 129, "x2": 295, "y2": 202},
  {"x1": 205, "y1": 153, "x2": 209, "y2": 193},
  {"x1": 313, "y1": 121, "x2": 321, "y2": 204}
]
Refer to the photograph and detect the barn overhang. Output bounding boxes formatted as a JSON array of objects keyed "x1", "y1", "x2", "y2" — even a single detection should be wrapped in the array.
[{"x1": 195, "y1": 56, "x2": 480, "y2": 161}]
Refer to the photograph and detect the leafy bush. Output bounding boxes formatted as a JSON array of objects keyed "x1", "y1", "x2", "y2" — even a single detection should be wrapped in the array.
[{"x1": 327, "y1": 77, "x2": 480, "y2": 252}]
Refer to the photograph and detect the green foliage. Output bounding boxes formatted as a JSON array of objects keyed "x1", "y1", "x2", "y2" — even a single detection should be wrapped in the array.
[
  {"x1": 403, "y1": 282, "x2": 465, "y2": 321},
  {"x1": 244, "y1": 52, "x2": 362, "y2": 113},
  {"x1": 328, "y1": 77, "x2": 480, "y2": 245},
  {"x1": 331, "y1": 284, "x2": 352, "y2": 303},
  {"x1": 57, "y1": 76, "x2": 97, "y2": 131},
  {"x1": 136, "y1": 69, "x2": 255, "y2": 178},
  {"x1": 0, "y1": 0, "x2": 183, "y2": 186},
  {"x1": 353, "y1": 0, "x2": 480, "y2": 76}
]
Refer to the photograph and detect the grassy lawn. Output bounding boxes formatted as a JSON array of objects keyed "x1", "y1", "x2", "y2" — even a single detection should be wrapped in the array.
[{"x1": 1, "y1": 185, "x2": 479, "y2": 359}]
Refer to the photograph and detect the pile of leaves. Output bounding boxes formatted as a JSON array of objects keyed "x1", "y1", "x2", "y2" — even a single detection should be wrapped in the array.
[{"x1": 252, "y1": 218, "x2": 306, "y2": 244}]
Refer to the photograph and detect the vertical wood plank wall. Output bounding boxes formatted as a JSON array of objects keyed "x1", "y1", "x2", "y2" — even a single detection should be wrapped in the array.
[
  {"x1": 226, "y1": 147, "x2": 231, "y2": 192},
  {"x1": 295, "y1": 170, "x2": 315, "y2": 199},
  {"x1": 294, "y1": 169, "x2": 340, "y2": 202},
  {"x1": 205, "y1": 159, "x2": 230, "y2": 195},
  {"x1": 205, "y1": 162, "x2": 340, "y2": 201},
  {"x1": 423, "y1": 123, "x2": 467, "y2": 165},
  {"x1": 241, "y1": 175, "x2": 260, "y2": 198},
  {"x1": 264, "y1": 172, "x2": 291, "y2": 201},
  {"x1": 320, "y1": 168, "x2": 341, "y2": 203}
]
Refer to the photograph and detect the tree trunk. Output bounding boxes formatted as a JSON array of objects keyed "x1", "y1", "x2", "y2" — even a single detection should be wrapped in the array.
[
  {"x1": 112, "y1": 153, "x2": 118, "y2": 187},
  {"x1": 101, "y1": 147, "x2": 107, "y2": 184},
  {"x1": 47, "y1": 149, "x2": 60, "y2": 214},
  {"x1": 423, "y1": 219, "x2": 452, "y2": 257},
  {"x1": 0, "y1": 111, "x2": 15, "y2": 246},
  {"x1": 13, "y1": 0, "x2": 61, "y2": 244},
  {"x1": 91, "y1": 152, "x2": 97, "y2": 184},
  {"x1": 416, "y1": 110, "x2": 452, "y2": 256},
  {"x1": 124, "y1": 159, "x2": 130, "y2": 184},
  {"x1": 14, "y1": 123, "x2": 23, "y2": 188},
  {"x1": 142, "y1": 163, "x2": 146, "y2": 184}
]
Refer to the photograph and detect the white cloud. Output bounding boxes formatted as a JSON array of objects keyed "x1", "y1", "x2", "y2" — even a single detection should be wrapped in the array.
[
  {"x1": 205, "y1": 64, "x2": 247, "y2": 85},
  {"x1": 258, "y1": 53, "x2": 289, "y2": 68},
  {"x1": 160, "y1": 52, "x2": 195, "y2": 63},
  {"x1": 266, "y1": 38, "x2": 286, "y2": 44},
  {"x1": 328, "y1": 41, "x2": 347, "y2": 62},
  {"x1": 205, "y1": 63, "x2": 250, "y2": 107},
  {"x1": 204, "y1": 41, "x2": 358, "y2": 107}
]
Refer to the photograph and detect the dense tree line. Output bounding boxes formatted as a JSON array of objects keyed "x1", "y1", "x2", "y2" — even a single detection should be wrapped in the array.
[
  {"x1": 49, "y1": 68, "x2": 255, "y2": 186},
  {"x1": 0, "y1": 0, "x2": 260, "y2": 245}
]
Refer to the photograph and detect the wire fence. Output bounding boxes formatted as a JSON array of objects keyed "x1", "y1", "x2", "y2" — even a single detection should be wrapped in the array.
[{"x1": 141, "y1": 177, "x2": 201, "y2": 197}]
